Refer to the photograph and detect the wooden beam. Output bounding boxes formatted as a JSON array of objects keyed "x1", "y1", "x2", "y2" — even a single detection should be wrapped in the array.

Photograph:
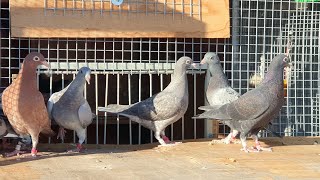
[{"x1": 10, "y1": 0, "x2": 230, "y2": 38}]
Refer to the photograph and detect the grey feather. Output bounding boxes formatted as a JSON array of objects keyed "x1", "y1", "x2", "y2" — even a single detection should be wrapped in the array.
[
  {"x1": 102, "y1": 56, "x2": 193, "y2": 145},
  {"x1": 48, "y1": 67, "x2": 93, "y2": 144}
]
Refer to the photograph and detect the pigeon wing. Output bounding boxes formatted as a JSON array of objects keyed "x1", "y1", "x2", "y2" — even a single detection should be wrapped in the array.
[
  {"x1": 123, "y1": 92, "x2": 183, "y2": 121},
  {"x1": 198, "y1": 89, "x2": 270, "y2": 121},
  {"x1": 78, "y1": 100, "x2": 93, "y2": 128}
]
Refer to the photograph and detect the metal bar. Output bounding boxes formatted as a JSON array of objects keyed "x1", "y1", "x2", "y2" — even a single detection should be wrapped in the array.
[
  {"x1": 117, "y1": 73, "x2": 120, "y2": 145},
  {"x1": 149, "y1": 73, "x2": 153, "y2": 143},
  {"x1": 104, "y1": 74, "x2": 109, "y2": 144},
  {"x1": 95, "y1": 73, "x2": 99, "y2": 144},
  {"x1": 138, "y1": 72, "x2": 142, "y2": 145},
  {"x1": 193, "y1": 73, "x2": 196, "y2": 139},
  {"x1": 128, "y1": 74, "x2": 132, "y2": 145}
]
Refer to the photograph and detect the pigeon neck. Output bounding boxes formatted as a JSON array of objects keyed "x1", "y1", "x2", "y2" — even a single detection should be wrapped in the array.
[
  {"x1": 207, "y1": 63, "x2": 229, "y2": 89},
  {"x1": 66, "y1": 75, "x2": 86, "y2": 97},
  {"x1": 261, "y1": 66, "x2": 284, "y2": 85},
  {"x1": 18, "y1": 63, "x2": 38, "y2": 90},
  {"x1": 171, "y1": 65, "x2": 187, "y2": 83}
]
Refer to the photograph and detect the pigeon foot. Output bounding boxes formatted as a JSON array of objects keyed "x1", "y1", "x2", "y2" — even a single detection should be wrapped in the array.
[
  {"x1": 4, "y1": 150, "x2": 27, "y2": 157},
  {"x1": 57, "y1": 127, "x2": 66, "y2": 141},
  {"x1": 240, "y1": 147, "x2": 260, "y2": 153},
  {"x1": 67, "y1": 143, "x2": 84, "y2": 153},
  {"x1": 253, "y1": 145, "x2": 273, "y2": 152}
]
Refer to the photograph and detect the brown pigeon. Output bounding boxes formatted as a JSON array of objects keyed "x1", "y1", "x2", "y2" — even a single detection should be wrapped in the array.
[{"x1": 2, "y1": 52, "x2": 55, "y2": 157}]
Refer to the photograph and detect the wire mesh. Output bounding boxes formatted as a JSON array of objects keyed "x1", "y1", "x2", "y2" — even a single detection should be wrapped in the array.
[{"x1": 43, "y1": 0, "x2": 202, "y2": 20}]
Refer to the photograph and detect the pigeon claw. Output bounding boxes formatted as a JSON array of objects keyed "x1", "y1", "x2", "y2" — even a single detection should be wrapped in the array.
[
  {"x1": 67, "y1": 143, "x2": 84, "y2": 153},
  {"x1": 4, "y1": 150, "x2": 27, "y2": 157},
  {"x1": 240, "y1": 147, "x2": 260, "y2": 153},
  {"x1": 254, "y1": 145, "x2": 273, "y2": 152}
]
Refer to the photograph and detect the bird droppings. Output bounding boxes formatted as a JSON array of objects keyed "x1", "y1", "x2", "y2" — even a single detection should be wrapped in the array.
[
  {"x1": 227, "y1": 158, "x2": 237, "y2": 163},
  {"x1": 95, "y1": 160, "x2": 102, "y2": 163}
]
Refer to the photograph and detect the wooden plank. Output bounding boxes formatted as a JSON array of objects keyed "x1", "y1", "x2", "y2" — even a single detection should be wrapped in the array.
[{"x1": 10, "y1": 0, "x2": 230, "y2": 38}]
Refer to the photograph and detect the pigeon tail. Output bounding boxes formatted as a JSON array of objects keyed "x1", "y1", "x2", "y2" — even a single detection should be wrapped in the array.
[
  {"x1": 99, "y1": 104, "x2": 133, "y2": 114},
  {"x1": 198, "y1": 105, "x2": 222, "y2": 111},
  {"x1": 41, "y1": 127, "x2": 56, "y2": 137}
]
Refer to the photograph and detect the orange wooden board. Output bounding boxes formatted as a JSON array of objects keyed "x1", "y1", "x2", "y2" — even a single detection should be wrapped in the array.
[{"x1": 10, "y1": 0, "x2": 230, "y2": 38}]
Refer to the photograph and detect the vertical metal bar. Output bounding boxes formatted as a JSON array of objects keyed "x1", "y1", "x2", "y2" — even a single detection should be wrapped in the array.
[
  {"x1": 100, "y1": 0, "x2": 103, "y2": 16},
  {"x1": 63, "y1": 0, "x2": 66, "y2": 16},
  {"x1": 72, "y1": 73, "x2": 76, "y2": 143},
  {"x1": 82, "y1": 0, "x2": 85, "y2": 16},
  {"x1": 128, "y1": 74, "x2": 132, "y2": 145},
  {"x1": 117, "y1": 73, "x2": 120, "y2": 145},
  {"x1": 95, "y1": 73, "x2": 99, "y2": 144},
  {"x1": 138, "y1": 72, "x2": 142, "y2": 145},
  {"x1": 193, "y1": 73, "x2": 196, "y2": 139},
  {"x1": 44, "y1": 0, "x2": 48, "y2": 16},
  {"x1": 54, "y1": 0, "x2": 57, "y2": 15},
  {"x1": 149, "y1": 74, "x2": 153, "y2": 143},
  {"x1": 104, "y1": 74, "x2": 109, "y2": 144}
]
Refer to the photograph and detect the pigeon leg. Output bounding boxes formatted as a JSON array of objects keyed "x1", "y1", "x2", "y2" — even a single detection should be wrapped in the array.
[
  {"x1": 160, "y1": 131, "x2": 171, "y2": 144},
  {"x1": 210, "y1": 130, "x2": 239, "y2": 145},
  {"x1": 240, "y1": 133, "x2": 259, "y2": 153},
  {"x1": 155, "y1": 131, "x2": 167, "y2": 146},
  {"x1": 30, "y1": 133, "x2": 39, "y2": 157},
  {"x1": 67, "y1": 129, "x2": 85, "y2": 153},
  {"x1": 223, "y1": 130, "x2": 239, "y2": 144},
  {"x1": 4, "y1": 141, "x2": 27, "y2": 157},
  {"x1": 251, "y1": 134, "x2": 272, "y2": 152},
  {"x1": 57, "y1": 127, "x2": 66, "y2": 141}
]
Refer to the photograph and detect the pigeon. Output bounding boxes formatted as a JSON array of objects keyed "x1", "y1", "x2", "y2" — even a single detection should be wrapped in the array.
[
  {"x1": 0, "y1": 93, "x2": 17, "y2": 149},
  {"x1": 2, "y1": 52, "x2": 55, "y2": 157},
  {"x1": 200, "y1": 52, "x2": 240, "y2": 144},
  {"x1": 47, "y1": 67, "x2": 93, "y2": 152},
  {"x1": 99, "y1": 56, "x2": 195, "y2": 146},
  {"x1": 194, "y1": 54, "x2": 289, "y2": 152}
]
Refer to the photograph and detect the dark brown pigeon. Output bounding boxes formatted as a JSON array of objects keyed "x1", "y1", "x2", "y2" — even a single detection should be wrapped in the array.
[
  {"x1": 194, "y1": 54, "x2": 289, "y2": 152},
  {"x1": 2, "y1": 52, "x2": 55, "y2": 157}
]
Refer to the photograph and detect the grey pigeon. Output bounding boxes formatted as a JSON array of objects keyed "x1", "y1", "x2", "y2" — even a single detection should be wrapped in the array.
[
  {"x1": 200, "y1": 52, "x2": 240, "y2": 144},
  {"x1": 194, "y1": 54, "x2": 288, "y2": 152},
  {"x1": 47, "y1": 67, "x2": 93, "y2": 152},
  {"x1": 99, "y1": 56, "x2": 195, "y2": 146}
]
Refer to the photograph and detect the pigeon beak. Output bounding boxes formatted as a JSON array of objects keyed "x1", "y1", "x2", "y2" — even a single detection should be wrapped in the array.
[
  {"x1": 190, "y1": 63, "x2": 197, "y2": 68},
  {"x1": 85, "y1": 73, "x2": 91, "y2": 85},
  {"x1": 200, "y1": 58, "x2": 206, "y2": 64},
  {"x1": 41, "y1": 61, "x2": 51, "y2": 69}
]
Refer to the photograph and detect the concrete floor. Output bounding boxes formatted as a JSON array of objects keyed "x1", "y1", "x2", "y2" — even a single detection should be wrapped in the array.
[{"x1": 1, "y1": 137, "x2": 320, "y2": 180}]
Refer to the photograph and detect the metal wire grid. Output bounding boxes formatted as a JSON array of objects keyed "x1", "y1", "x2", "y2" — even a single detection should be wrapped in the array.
[
  {"x1": 1, "y1": 0, "x2": 234, "y2": 144},
  {"x1": 232, "y1": 0, "x2": 320, "y2": 137},
  {"x1": 44, "y1": 0, "x2": 202, "y2": 20}
]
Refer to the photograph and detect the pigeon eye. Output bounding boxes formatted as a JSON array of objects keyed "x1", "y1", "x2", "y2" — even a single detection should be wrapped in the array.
[
  {"x1": 33, "y1": 56, "x2": 40, "y2": 61},
  {"x1": 186, "y1": 60, "x2": 190, "y2": 64}
]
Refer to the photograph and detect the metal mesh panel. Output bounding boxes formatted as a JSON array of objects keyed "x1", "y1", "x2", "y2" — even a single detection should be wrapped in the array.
[{"x1": 44, "y1": 0, "x2": 202, "y2": 20}]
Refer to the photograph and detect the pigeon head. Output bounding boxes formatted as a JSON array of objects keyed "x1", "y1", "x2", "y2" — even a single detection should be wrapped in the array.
[
  {"x1": 77, "y1": 67, "x2": 91, "y2": 85},
  {"x1": 269, "y1": 54, "x2": 289, "y2": 70},
  {"x1": 175, "y1": 56, "x2": 195, "y2": 69},
  {"x1": 200, "y1": 52, "x2": 220, "y2": 65},
  {"x1": 23, "y1": 52, "x2": 50, "y2": 69}
]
